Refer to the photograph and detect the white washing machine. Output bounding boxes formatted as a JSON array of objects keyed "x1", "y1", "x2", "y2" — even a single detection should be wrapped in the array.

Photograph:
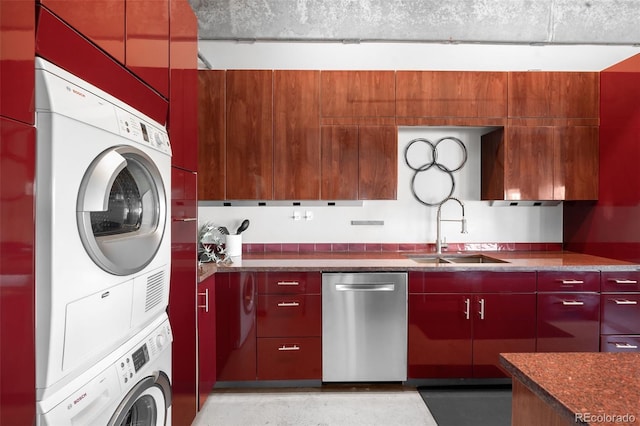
[
  {"x1": 37, "y1": 313, "x2": 173, "y2": 426},
  {"x1": 35, "y1": 57, "x2": 172, "y2": 399}
]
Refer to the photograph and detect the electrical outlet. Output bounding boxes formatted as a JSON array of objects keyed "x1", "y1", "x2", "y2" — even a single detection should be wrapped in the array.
[
  {"x1": 292, "y1": 211, "x2": 301, "y2": 221},
  {"x1": 305, "y1": 210, "x2": 314, "y2": 221}
]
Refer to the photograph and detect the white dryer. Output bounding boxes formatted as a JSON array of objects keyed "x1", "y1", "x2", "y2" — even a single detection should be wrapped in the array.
[
  {"x1": 35, "y1": 57, "x2": 172, "y2": 399},
  {"x1": 37, "y1": 313, "x2": 173, "y2": 426}
]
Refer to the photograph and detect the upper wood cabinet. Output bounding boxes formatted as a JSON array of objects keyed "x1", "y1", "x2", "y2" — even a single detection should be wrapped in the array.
[
  {"x1": 481, "y1": 125, "x2": 598, "y2": 201},
  {"x1": 320, "y1": 71, "x2": 395, "y2": 121},
  {"x1": 198, "y1": 70, "x2": 226, "y2": 200},
  {"x1": 396, "y1": 71, "x2": 507, "y2": 124},
  {"x1": 225, "y1": 70, "x2": 273, "y2": 199},
  {"x1": 273, "y1": 70, "x2": 321, "y2": 200},
  {"x1": 508, "y1": 72, "x2": 599, "y2": 122},
  {"x1": 321, "y1": 125, "x2": 397, "y2": 200}
]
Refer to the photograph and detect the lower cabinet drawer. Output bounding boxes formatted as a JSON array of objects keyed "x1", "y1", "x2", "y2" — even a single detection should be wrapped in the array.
[
  {"x1": 601, "y1": 293, "x2": 640, "y2": 334},
  {"x1": 537, "y1": 293, "x2": 600, "y2": 352},
  {"x1": 257, "y1": 294, "x2": 321, "y2": 337},
  {"x1": 600, "y1": 335, "x2": 640, "y2": 352},
  {"x1": 257, "y1": 337, "x2": 322, "y2": 380}
]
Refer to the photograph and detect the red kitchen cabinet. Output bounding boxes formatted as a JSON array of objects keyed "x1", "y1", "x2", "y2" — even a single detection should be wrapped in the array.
[
  {"x1": 408, "y1": 271, "x2": 536, "y2": 379},
  {"x1": 1, "y1": 0, "x2": 35, "y2": 124},
  {"x1": 0, "y1": 117, "x2": 36, "y2": 426},
  {"x1": 168, "y1": 167, "x2": 198, "y2": 426},
  {"x1": 600, "y1": 271, "x2": 640, "y2": 353},
  {"x1": 256, "y1": 272, "x2": 322, "y2": 381},
  {"x1": 198, "y1": 275, "x2": 216, "y2": 408},
  {"x1": 215, "y1": 272, "x2": 257, "y2": 381}
]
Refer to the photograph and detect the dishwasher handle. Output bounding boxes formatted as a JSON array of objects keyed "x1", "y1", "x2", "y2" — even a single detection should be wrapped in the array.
[{"x1": 335, "y1": 283, "x2": 395, "y2": 291}]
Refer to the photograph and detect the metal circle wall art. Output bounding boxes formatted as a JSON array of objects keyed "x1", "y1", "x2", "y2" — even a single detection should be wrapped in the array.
[{"x1": 404, "y1": 136, "x2": 468, "y2": 206}]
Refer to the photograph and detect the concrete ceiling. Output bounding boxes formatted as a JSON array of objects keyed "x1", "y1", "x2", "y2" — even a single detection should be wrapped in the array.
[{"x1": 189, "y1": 0, "x2": 640, "y2": 45}]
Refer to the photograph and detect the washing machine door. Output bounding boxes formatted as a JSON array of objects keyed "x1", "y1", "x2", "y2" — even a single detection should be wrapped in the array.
[
  {"x1": 108, "y1": 371, "x2": 171, "y2": 426},
  {"x1": 77, "y1": 145, "x2": 167, "y2": 276}
]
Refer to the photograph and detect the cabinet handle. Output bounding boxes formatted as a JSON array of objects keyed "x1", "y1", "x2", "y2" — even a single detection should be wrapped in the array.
[
  {"x1": 478, "y1": 298, "x2": 485, "y2": 320},
  {"x1": 464, "y1": 298, "x2": 470, "y2": 320},
  {"x1": 560, "y1": 279, "x2": 584, "y2": 285},
  {"x1": 562, "y1": 300, "x2": 585, "y2": 306},
  {"x1": 614, "y1": 343, "x2": 638, "y2": 349},
  {"x1": 278, "y1": 345, "x2": 300, "y2": 351},
  {"x1": 197, "y1": 288, "x2": 209, "y2": 313},
  {"x1": 609, "y1": 279, "x2": 638, "y2": 285},
  {"x1": 277, "y1": 301, "x2": 300, "y2": 307},
  {"x1": 173, "y1": 217, "x2": 197, "y2": 222},
  {"x1": 277, "y1": 281, "x2": 300, "y2": 286},
  {"x1": 612, "y1": 299, "x2": 638, "y2": 305}
]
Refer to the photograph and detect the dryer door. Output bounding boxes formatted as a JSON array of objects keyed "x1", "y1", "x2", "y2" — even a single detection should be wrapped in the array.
[
  {"x1": 77, "y1": 145, "x2": 167, "y2": 276},
  {"x1": 108, "y1": 371, "x2": 171, "y2": 426}
]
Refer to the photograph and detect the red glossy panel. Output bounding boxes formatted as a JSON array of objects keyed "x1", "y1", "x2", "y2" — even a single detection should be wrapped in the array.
[
  {"x1": 35, "y1": 6, "x2": 168, "y2": 125},
  {"x1": 0, "y1": 0, "x2": 34, "y2": 124},
  {"x1": 422, "y1": 271, "x2": 536, "y2": 293},
  {"x1": 126, "y1": 0, "x2": 169, "y2": 98},
  {"x1": 198, "y1": 276, "x2": 216, "y2": 409},
  {"x1": 168, "y1": 167, "x2": 198, "y2": 426},
  {"x1": 472, "y1": 293, "x2": 536, "y2": 378},
  {"x1": 258, "y1": 272, "x2": 321, "y2": 294},
  {"x1": 600, "y1": 335, "x2": 640, "y2": 353},
  {"x1": 601, "y1": 293, "x2": 640, "y2": 335},
  {"x1": 257, "y1": 294, "x2": 321, "y2": 338},
  {"x1": 408, "y1": 294, "x2": 472, "y2": 378},
  {"x1": 536, "y1": 293, "x2": 600, "y2": 352},
  {"x1": 601, "y1": 271, "x2": 640, "y2": 292},
  {"x1": 39, "y1": 0, "x2": 125, "y2": 63},
  {"x1": 169, "y1": 0, "x2": 197, "y2": 70},
  {"x1": 256, "y1": 337, "x2": 322, "y2": 380},
  {"x1": 0, "y1": 118, "x2": 35, "y2": 426},
  {"x1": 537, "y1": 271, "x2": 600, "y2": 292},
  {"x1": 215, "y1": 272, "x2": 257, "y2": 381}
]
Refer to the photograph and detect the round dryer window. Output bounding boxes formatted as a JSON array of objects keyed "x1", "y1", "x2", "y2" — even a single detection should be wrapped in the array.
[{"x1": 77, "y1": 146, "x2": 167, "y2": 276}]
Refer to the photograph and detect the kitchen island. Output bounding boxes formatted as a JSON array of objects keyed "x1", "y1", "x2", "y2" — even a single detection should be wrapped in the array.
[{"x1": 500, "y1": 352, "x2": 640, "y2": 426}]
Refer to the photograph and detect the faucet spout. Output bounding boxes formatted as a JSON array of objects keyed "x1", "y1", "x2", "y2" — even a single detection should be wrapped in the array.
[{"x1": 436, "y1": 197, "x2": 467, "y2": 254}]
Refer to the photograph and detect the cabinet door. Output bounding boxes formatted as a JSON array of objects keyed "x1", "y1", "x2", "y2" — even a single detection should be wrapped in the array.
[
  {"x1": 126, "y1": 0, "x2": 169, "y2": 98},
  {"x1": 198, "y1": 276, "x2": 216, "y2": 409},
  {"x1": 601, "y1": 293, "x2": 640, "y2": 335},
  {"x1": 257, "y1": 294, "x2": 321, "y2": 337},
  {"x1": 553, "y1": 126, "x2": 599, "y2": 200},
  {"x1": 320, "y1": 70, "x2": 395, "y2": 118},
  {"x1": 273, "y1": 70, "x2": 321, "y2": 199},
  {"x1": 359, "y1": 125, "x2": 397, "y2": 200},
  {"x1": 537, "y1": 293, "x2": 600, "y2": 352},
  {"x1": 0, "y1": 118, "x2": 36, "y2": 426},
  {"x1": 472, "y1": 293, "x2": 536, "y2": 378},
  {"x1": 408, "y1": 294, "x2": 472, "y2": 378},
  {"x1": 600, "y1": 335, "x2": 640, "y2": 353},
  {"x1": 39, "y1": 0, "x2": 125, "y2": 63},
  {"x1": 504, "y1": 126, "x2": 555, "y2": 200},
  {"x1": 257, "y1": 337, "x2": 322, "y2": 380},
  {"x1": 198, "y1": 70, "x2": 226, "y2": 199},
  {"x1": 215, "y1": 272, "x2": 257, "y2": 381},
  {"x1": 321, "y1": 125, "x2": 359, "y2": 199},
  {"x1": 1, "y1": 0, "x2": 34, "y2": 124},
  {"x1": 226, "y1": 70, "x2": 273, "y2": 199}
]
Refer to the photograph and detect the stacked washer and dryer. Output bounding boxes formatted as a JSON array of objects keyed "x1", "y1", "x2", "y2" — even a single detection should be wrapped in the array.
[{"x1": 34, "y1": 58, "x2": 173, "y2": 425}]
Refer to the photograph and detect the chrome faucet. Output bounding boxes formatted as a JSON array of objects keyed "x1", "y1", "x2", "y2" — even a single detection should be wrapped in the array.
[{"x1": 436, "y1": 197, "x2": 468, "y2": 254}]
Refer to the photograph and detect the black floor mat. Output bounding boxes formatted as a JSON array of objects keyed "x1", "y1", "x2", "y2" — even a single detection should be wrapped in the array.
[{"x1": 418, "y1": 385, "x2": 512, "y2": 426}]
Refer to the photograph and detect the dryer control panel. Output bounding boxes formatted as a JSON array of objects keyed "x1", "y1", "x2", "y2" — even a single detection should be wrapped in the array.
[{"x1": 116, "y1": 110, "x2": 171, "y2": 156}]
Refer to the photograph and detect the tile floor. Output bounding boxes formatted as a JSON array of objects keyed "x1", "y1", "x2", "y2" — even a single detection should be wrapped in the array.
[{"x1": 191, "y1": 386, "x2": 437, "y2": 426}]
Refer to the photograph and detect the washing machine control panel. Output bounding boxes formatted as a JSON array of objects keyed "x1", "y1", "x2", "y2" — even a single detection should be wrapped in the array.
[
  {"x1": 115, "y1": 109, "x2": 172, "y2": 156},
  {"x1": 116, "y1": 320, "x2": 173, "y2": 388}
]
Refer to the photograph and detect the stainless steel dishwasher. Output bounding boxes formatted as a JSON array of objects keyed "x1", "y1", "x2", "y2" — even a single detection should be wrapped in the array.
[{"x1": 322, "y1": 272, "x2": 408, "y2": 382}]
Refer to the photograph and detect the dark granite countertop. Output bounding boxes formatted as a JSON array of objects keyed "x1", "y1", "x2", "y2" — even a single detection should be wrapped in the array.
[
  {"x1": 199, "y1": 250, "x2": 638, "y2": 282},
  {"x1": 500, "y1": 352, "x2": 640, "y2": 426}
]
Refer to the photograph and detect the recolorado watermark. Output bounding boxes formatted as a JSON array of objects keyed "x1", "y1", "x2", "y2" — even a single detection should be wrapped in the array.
[{"x1": 575, "y1": 412, "x2": 637, "y2": 424}]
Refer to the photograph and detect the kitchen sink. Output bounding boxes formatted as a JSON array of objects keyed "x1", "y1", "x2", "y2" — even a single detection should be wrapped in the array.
[{"x1": 406, "y1": 254, "x2": 508, "y2": 264}]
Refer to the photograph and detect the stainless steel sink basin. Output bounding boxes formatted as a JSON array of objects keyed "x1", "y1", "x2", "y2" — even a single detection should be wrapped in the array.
[{"x1": 406, "y1": 254, "x2": 508, "y2": 264}]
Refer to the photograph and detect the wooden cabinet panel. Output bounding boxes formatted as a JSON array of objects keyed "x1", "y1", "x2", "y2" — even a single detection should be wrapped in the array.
[
  {"x1": 198, "y1": 70, "x2": 226, "y2": 199},
  {"x1": 396, "y1": 71, "x2": 507, "y2": 119},
  {"x1": 1, "y1": 0, "x2": 34, "y2": 124},
  {"x1": 553, "y1": 126, "x2": 599, "y2": 200},
  {"x1": 537, "y1": 271, "x2": 600, "y2": 292},
  {"x1": 125, "y1": 0, "x2": 169, "y2": 98},
  {"x1": 508, "y1": 72, "x2": 599, "y2": 120},
  {"x1": 257, "y1": 294, "x2": 321, "y2": 337},
  {"x1": 359, "y1": 125, "x2": 397, "y2": 200},
  {"x1": 273, "y1": 70, "x2": 321, "y2": 199},
  {"x1": 39, "y1": 0, "x2": 125, "y2": 63},
  {"x1": 504, "y1": 126, "x2": 555, "y2": 200},
  {"x1": 321, "y1": 125, "x2": 359, "y2": 199},
  {"x1": 225, "y1": 70, "x2": 273, "y2": 199},
  {"x1": 257, "y1": 337, "x2": 322, "y2": 380},
  {"x1": 197, "y1": 276, "x2": 216, "y2": 409},
  {"x1": 320, "y1": 71, "x2": 395, "y2": 118}
]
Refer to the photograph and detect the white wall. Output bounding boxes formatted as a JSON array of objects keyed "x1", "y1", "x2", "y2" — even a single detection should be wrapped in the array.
[{"x1": 196, "y1": 41, "x2": 636, "y2": 245}]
